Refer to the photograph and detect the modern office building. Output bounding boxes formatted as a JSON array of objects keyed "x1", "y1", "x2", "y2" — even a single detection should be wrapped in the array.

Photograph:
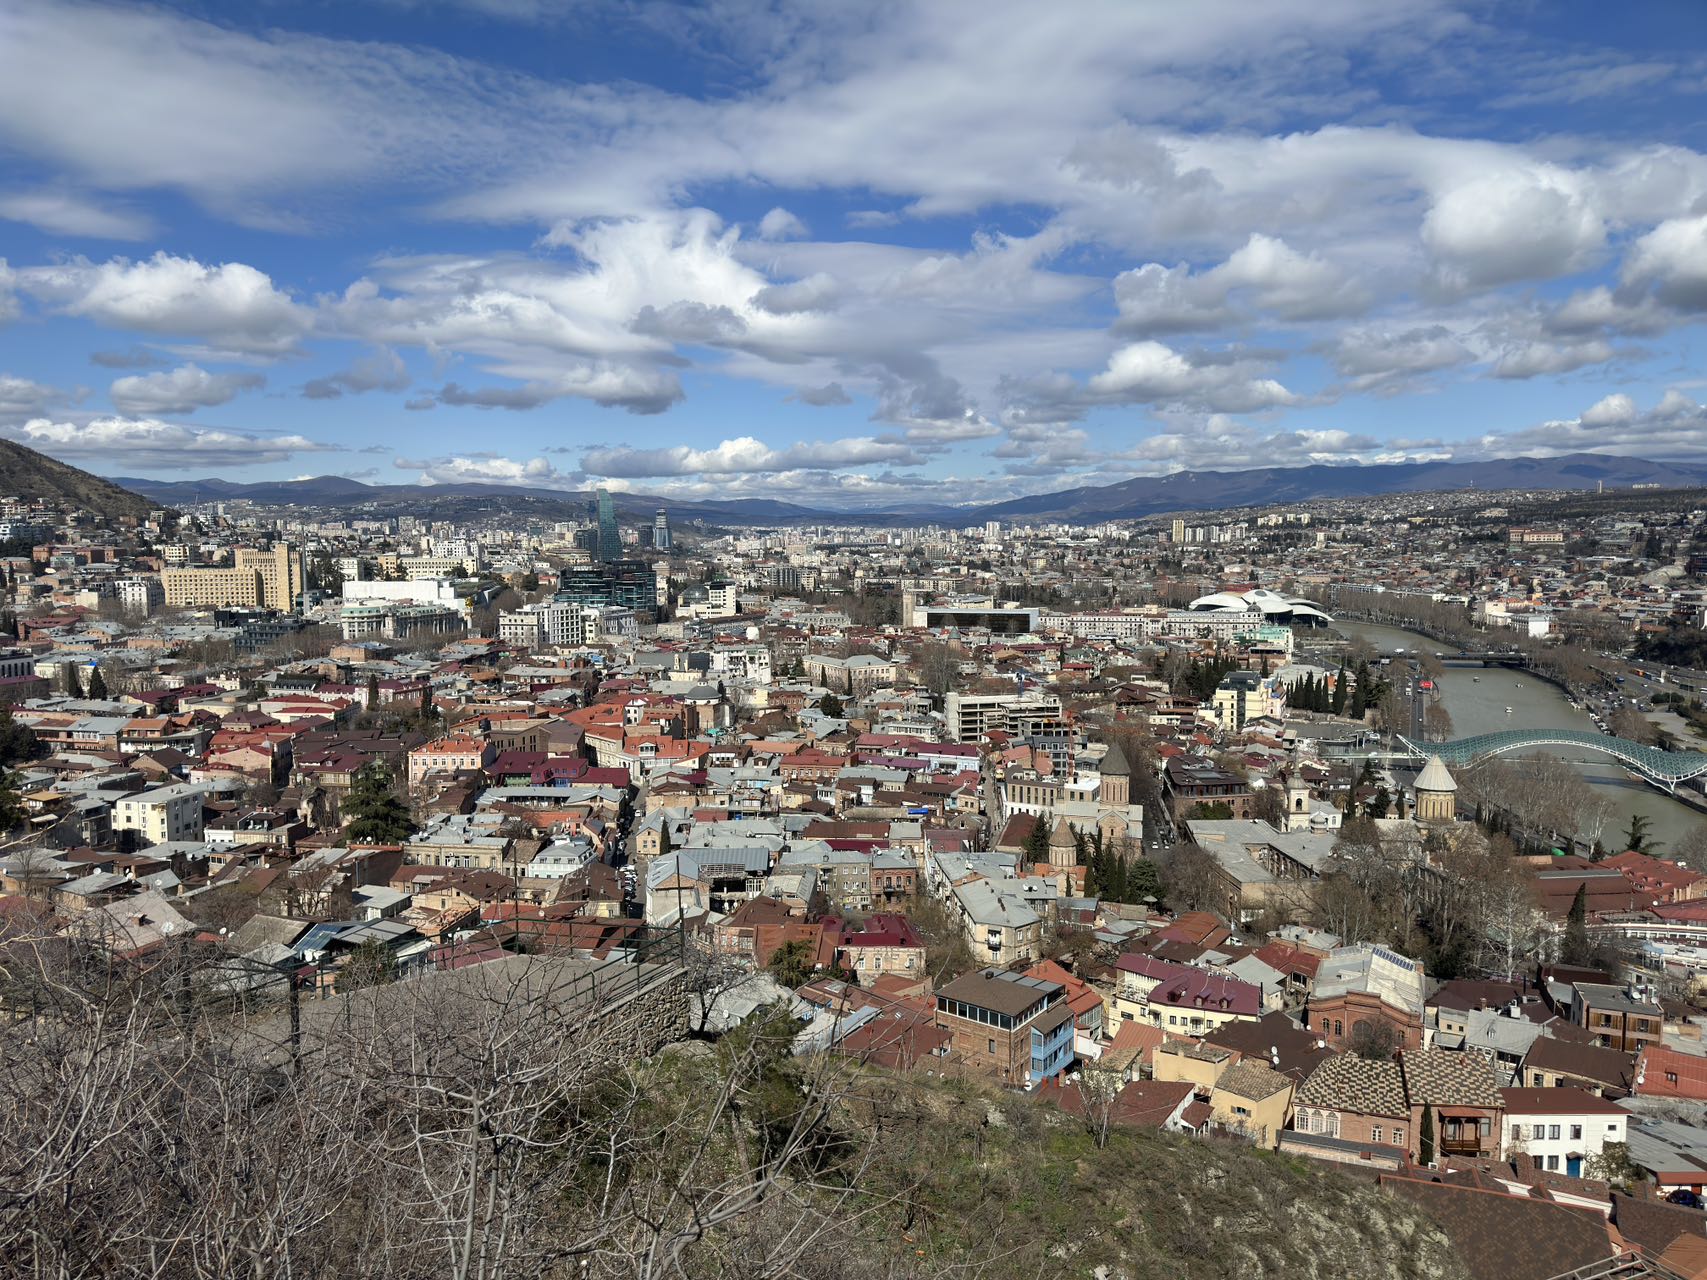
[
  {"x1": 652, "y1": 508, "x2": 671, "y2": 551},
  {"x1": 556, "y1": 560, "x2": 655, "y2": 612},
  {"x1": 595, "y1": 489, "x2": 622, "y2": 562}
]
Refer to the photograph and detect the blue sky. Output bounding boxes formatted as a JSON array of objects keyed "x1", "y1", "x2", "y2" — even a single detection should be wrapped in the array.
[{"x1": 1, "y1": 0, "x2": 1706, "y2": 509}]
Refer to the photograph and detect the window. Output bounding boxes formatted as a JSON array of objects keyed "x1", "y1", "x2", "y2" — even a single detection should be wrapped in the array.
[
  {"x1": 987, "y1": 1038, "x2": 996, "y2": 1055},
  {"x1": 1533, "y1": 1123, "x2": 1546, "y2": 1141},
  {"x1": 1512, "y1": 1125, "x2": 1524, "y2": 1143},
  {"x1": 1334, "y1": 1020, "x2": 1343, "y2": 1037},
  {"x1": 1372, "y1": 1126, "x2": 1383, "y2": 1143},
  {"x1": 1549, "y1": 1125, "x2": 1561, "y2": 1141},
  {"x1": 1569, "y1": 1125, "x2": 1582, "y2": 1141},
  {"x1": 1394, "y1": 1128, "x2": 1405, "y2": 1146},
  {"x1": 1547, "y1": 1155, "x2": 1560, "y2": 1171},
  {"x1": 1478, "y1": 1119, "x2": 1491, "y2": 1138}
]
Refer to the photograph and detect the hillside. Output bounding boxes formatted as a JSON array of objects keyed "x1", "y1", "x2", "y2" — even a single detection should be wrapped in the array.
[{"x1": 0, "y1": 439, "x2": 156, "y2": 520}]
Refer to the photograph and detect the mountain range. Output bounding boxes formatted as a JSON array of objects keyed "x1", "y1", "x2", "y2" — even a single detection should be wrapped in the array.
[{"x1": 105, "y1": 452, "x2": 1707, "y2": 526}]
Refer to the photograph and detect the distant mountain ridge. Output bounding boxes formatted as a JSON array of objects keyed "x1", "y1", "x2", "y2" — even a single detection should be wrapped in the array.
[
  {"x1": 966, "y1": 453, "x2": 1707, "y2": 522},
  {"x1": 107, "y1": 452, "x2": 1707, "y2": 526},
  {"x1": 0, "y1": 440, "x2": 156, "y2": 519}
]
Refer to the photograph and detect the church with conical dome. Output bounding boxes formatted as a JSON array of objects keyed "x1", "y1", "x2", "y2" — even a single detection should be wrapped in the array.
[{"x1": 1412, "y1": 755, "x2": 1458, "y2": 824}]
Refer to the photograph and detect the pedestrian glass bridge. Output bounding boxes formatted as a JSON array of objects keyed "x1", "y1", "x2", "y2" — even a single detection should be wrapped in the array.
[{"x1": 1396, "y1": 729, "x2": 1707, "y2": 791}]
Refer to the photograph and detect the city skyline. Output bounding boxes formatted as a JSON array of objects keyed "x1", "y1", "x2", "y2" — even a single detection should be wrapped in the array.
[{"x1": 2, "y1": 1, "x2": 1706, "y2": 509}]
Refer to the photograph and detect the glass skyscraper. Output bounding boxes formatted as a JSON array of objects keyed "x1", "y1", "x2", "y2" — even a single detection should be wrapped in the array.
[
  {"x1": 595, "y1": 488, "x2": 621, "y2": 562},
  {"x1": 653, "y1": 508, "x2": 671, "y2": 551}
]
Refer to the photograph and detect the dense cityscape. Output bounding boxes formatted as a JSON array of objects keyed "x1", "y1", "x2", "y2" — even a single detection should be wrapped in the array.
[
  {"x1": 7, "y1": 0, "x2": 1707, "y2": 1277},
  {"x1": 1, "y1": 466, "x2": 1706, "y2": 1277}
]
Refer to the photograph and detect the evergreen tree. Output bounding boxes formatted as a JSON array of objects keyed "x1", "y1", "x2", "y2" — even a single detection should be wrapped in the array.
[
  {"x1": 817, "y1": 692, "x2": 844, "y2": 718},
  {"x1": 1623, "y1": 813, "x2": 1654, "y2": 855},
  {"x1": 62, "y1": 664, "x2": 82, "y2": 698},
  {"x1": 0, "y1": 770, "x2": 23, "y2": 833},
  {"x1": 1563, "y1": 883, "x2": 1591, "y2": 964},
  {"x1": 343, "y1": 761, "x2": 418, "y2": 845},
  {"x1": 1419, "y1": 1105, "x2": 1435, "y2": 1166},
  {"x1": 86, "y1": 666, "x2": 107, "y2": 700},
  {"x1": 419, "y1": 682, "x2": 436, "y2": 725},
  {"x1": 1331, "y1": 662, "x2": 1348, "y2": 715},
  {"x1": 0, "y1": 706, "x2": 43, "y2": 768},
  {"x1": 366, "y1": 672, "x2": 380, "y2": 711},
  {"x1": 1024, "y1": 812, "x2": 1053, "y2": 864}
]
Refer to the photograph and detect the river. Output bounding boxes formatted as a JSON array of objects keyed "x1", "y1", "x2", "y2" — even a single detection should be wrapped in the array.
[{"x1": 1334, "y1": 620, "x2": 1707, "y2": 855}]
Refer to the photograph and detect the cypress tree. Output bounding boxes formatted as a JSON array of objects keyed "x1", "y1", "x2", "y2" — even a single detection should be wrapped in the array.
[
  {"x1": 86, "y1": 666, "x2": 107, "y2": 699},
  {"x1": 1419, "y1": 1105, "x2": 1435, "y2": 1166}
]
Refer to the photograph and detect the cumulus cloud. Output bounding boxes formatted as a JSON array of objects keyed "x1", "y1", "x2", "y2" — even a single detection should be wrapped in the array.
[
  {"x1": 0, "y1": 375, "x2": 61, "y2": 421},
  {"x1": 1622, "y1": 213, "x2": 1707, "y2": 311},
  {"x1": 399, "y1": 453, "x2": 577, "y2": 488},
  {"x1": 110, "y1": 363, "x2": 265, "y2": 414},
  {"x1": 750, "y1": 273, "x2": 841, "y2": 316},
  {"x1": 1483, "y1": 389, "x2": 1707, "y2": 459},
  {"x1": 757, "y1": 207, "x2": 807, "y2": 240},
  {"x1": 1113, "y1": 234, "x2": 1363, "y2": 335},
  {"x1": 1491, "y1": 338, "x2": 1615, "y2": 380},
  {"x1": 21, "y1": 252, "x2": 309, "y2": 354},
  {"x1": 13, "y1": 415, "x2": 336, "y2": 468},
  {"x1": 1422, "y1": 168, "x2": 1605, "y2": 290},
  {"x1": 1324, "y1": 324, "x2": 1474, "y2": 391},
  {"x1": 302, "y1": 348, "x2": 410, "y2": 399},
  {"x1": 1087, "y1": 341, "x2": 1297, "y2": 413},
  {"x1": 581, "y1": 434, "x2": 923, "y2": 477},
  {"x1": 1579, "y1": 393, "x2": 1636, "y2": 427}
]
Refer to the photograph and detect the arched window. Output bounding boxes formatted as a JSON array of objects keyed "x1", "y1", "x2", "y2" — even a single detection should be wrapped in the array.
[{"x1": 1334, "y1": 1020, "x2": 1343, "y2": 1037}]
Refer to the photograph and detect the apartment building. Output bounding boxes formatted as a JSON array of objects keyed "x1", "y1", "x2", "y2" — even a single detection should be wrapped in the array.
[
  {"x1": 113, "y1": 783, "x2": 204, "y2": 845},
  {"x1": 933, "y1": 967, "x2": 1075, "y2": 1087},
  {"x1": 162, "y1": 544, "x2": 302, "y2": 611},
  {"x1": 944, "y1": 689, "x2": 1063, "y2": 744},
  {"x1": 1572, "y1": 982, "x2": 1663, "y2": 1052}
]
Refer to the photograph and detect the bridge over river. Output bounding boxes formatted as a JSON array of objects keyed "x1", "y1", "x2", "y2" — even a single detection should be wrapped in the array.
[{"x1": 1395, "y1": 729, "x2": 1707, "y2": 793}]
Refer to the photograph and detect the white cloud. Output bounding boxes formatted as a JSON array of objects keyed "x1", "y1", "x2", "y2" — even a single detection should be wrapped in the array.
[
  {"x1": 1113, "y1": 234, "x2": 1362, "y2": 334},
  {"x1": 21, "y1": 252, "x2": 310, "y2": 354},
  {"x1": 1491, "y1": 338, "x2": 1615, "y2": 380},
  {"x1": 1484, "y1": 389, "x2": 1707, "y2": 460},
  {"x1": 581, "y1": 434, "x2": 924, "y2": 477},
  {"x1": 399, "y1": 453, "x2": 580, "y2": 488},
  {"x1": 0, "y1": 375, "x2": 61, "y2": 421},
  {"x1": 110, "y1": 363, "x2": 265, "y2": 414},
  {"x1": 1579, "y1": 393, "x2": 1636, "y2": 427},
  {"x1": 0, "y1": 189, "x2": 152, "y2": 240},
  {"x1": 757, "y1": 207, "x2": 807, "y2": 240},
  {"x1": 1087, "y1": 341, "x2": 1298, "y2": 413},
  {"x1": 1324, "y1": 324, "x2": 1474, "y2": 391},
  {"x1": 1422, "y1": 168, "x2": 1605, "y2": 290},
  {"x1": 13, "y1": 416, "x2": 336, "y2": 469},
  {"x1": 1622, "y1": 213, "x2": 1707, "y2": 311}
]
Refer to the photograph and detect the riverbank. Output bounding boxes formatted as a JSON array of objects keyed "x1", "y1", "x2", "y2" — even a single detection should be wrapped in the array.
[{"x1": 1335, "y1": 620, "x2": 1706, "y2": 854}]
